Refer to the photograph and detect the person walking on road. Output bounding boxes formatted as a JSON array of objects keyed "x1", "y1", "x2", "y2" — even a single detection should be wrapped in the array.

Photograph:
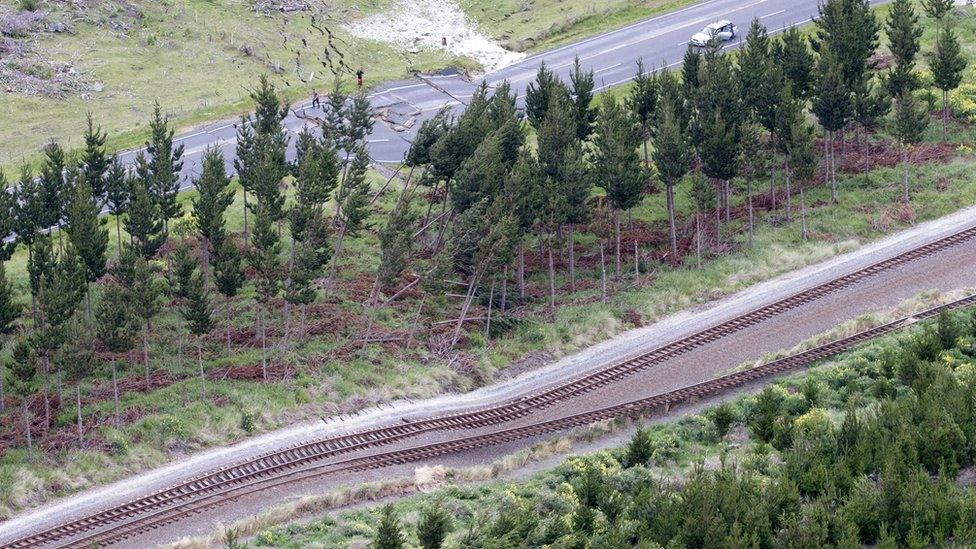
[
  {"x1": 311, "y1": 90, "x2": 321, "y2": 109},
  {"x1": 356, "y1": 69, "x2": 364, "y2": 89}
]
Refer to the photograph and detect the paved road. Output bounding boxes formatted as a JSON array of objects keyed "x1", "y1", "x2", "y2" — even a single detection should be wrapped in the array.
[{"x1": 123, "y1": 0, "x2": 879, "y2": 187}]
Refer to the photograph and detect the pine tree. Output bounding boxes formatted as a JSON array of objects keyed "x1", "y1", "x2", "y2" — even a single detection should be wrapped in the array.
[
  {"x1": 774, "y1": 81, "x2": 804, "y2": 222},
  {"x1": 885, "y1": 0, "x2": 924, "y2": 98},
  {"x1": 328, "y1": 147, "x2": 372, "y2": 288},
  {"x1": 417, "y1": 500, "x2": 452, "y2": 549},
  {"x1": 39, "y1": 141, "x2": 68, "y2": 240},
  {"x1": 0, "y1": 170, "x2": 16, "y2": 261},
  {"x1": 539, "y1": 172, "x2": 569, "y2": 315},
  {"x1": 930, "y1": 26, "x2": 966, "y2": 141},
  {"x1": 811, "y1": 47, "x2": 853, "y2": 203},
  {"x1": 14, "y1": 165, "x2": 44, "y2": 261},
  {"x1": 10, "y1": 335, "x2": 36, "y2": 460},
  {"x1": 65, "y1": 175, "x2": 110, "y2": 297},
  {"x1": 104, "y1": 156, "x2": 130, "y2": 257},
  {"x1": 124, "y1": 175, "x2": 166, "y2": 259},
  {"x1": 851, "y1": 75, "x2": 891, "y2": 174},
  {"x1": 892, "y1": 91, "x2": 929, "y2": 203},
  {"x1": 405, "y1": 109, "x2": 450, "y2": 168},
  {"x1": 213, "y1": 238, "x2": 244, "y2": 353},
  {"x1": 126, "y1": 255, "x2": 163, "y2": 390},
  {"x1": 738, "y1": 122, "x2": 769, "y2": 247},
  {"x1": 182, "y1": 271, "x2": 214, "y2": 396},
  {"x1": 569, "y1": 56, "x2": 596, "y2": 141},
  {"x1": 628, "y1": 58, "x2": 659, "y2": 168},
  {"x1": 191, "y1": 147, "x2": 234, "y2": 288},
  {"x1": 80, "y1": 112, "x2": 110, "y2": 202},
  {"x1": 921, "y1": 0, "x2": 953, "y2": 20},
  {"x1": 774, "y1": 26, "x2": 816, "y2": 102},
  {"x1": 145, "y1": 101, "x2": 185, "y2": 231},
  {"x1": 699, "y1": 109, "x2": 740, "y2": 233},
  {"x1": 525, "y1": 61, "x2": 565, "y2": 129},
  {"x1": 813, "y1": 0, "x2": 879, "y2": 91},
  {"x1": 739, "y1": 18, "x2": 780, "y2": 129},
  {"x1": 57, "y1": 314, "x2": 95, "y2": 447},
  {"x1": 95, "y1": 283, "x2": 138, "y2": 426},
  {"x1": 0, "y1": 261, "x2": 20, "y2": 412},
  {"x1": 169, "y1": 242, "x2": 196, "y2": 301},
  {"x1": 374, "y1": 504, "x2": 405, "y2": 549},
  {"x1": 27, "y1": 235, "x2": 55, "y2": 319},
  {"x1": 653, "y1": 100, "x2": 693, "y2": 259},
  {"x1": 505, "y1": 152, "x2": 544, "y2": 299},
  {"x1": 682, "y1": 45, "x2": 703, "y2": 92},
  {"x1": 376, "y1": 189, "x2": 418, "y2": 295},
  {"x1": 592, "y1": 95, "x2": 644, "y2": 279},
  {"x1": 786, "y1": 107, "x2": 818, "y2": 240},
  {"x1": 343, "y1": 90, "x2": 375, "y2": 154},
  {"x1": 248, "y1": 203, "x2": 281, "y2": 381}
]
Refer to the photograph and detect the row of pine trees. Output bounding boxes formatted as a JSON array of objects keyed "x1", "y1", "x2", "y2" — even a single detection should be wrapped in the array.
[{"x1": 0, "y1": 0, "x2": 967, "y2": 458}]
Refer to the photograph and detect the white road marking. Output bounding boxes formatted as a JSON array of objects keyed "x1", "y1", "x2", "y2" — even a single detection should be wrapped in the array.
[
  {"x1": 367, "y1": 138, "x2": 391, "y2": 143},
  {"x1": 594, "y1": 63, "x2": 622, "y2": 74},
  {"x1": 761, "y1": 9, "x2": 786, "y2": 18}
]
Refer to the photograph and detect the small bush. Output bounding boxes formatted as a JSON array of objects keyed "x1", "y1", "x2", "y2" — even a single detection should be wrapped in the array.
[
  {"x1": 17, "y1": 0, "x2": 39, "y2": 12},
  {"x1": 709, "y1": 402, "x2": 737, "y2": 438},
  {"x1": 625, "y1": 426, "x2": 654, "y2": 467},
  {"x1": 949, "y1": 83, "x2": 976, "y2": 121},
  {"x1": 417, "y1": 500, "x2": 452, "y2": 549},
  {"x1": 240, "y1": 410, "x2": 256, "y2": 433}
]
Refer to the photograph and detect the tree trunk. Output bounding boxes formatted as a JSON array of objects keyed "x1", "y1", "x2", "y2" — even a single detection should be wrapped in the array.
[
  {"x1": 826, "y1": 131, "x2": 836, "y2": 203},
  {"x1": 568, "y1": 225, "x2": 576, "y2": 293},
  {"x1": 111, "y1": 355, "x2": 120, "y2": 427},
  {"x1": 902, "y1": 143, "x2": 910, "y2": 204},
  {"x1": 769, "y1": 170, "x2": 776, "y2": 212},
  {"x1": 299, "y1": 303, "x2": 307, "y2": 341},
  {"x1": 242, "y1": 189, "x2": 249, "y2": 238},
  {"x1": 746, "y1": 177, "x2": 754, "y2": 247},
  {"x1": 202, "y1": 237, "x2": 211, "y2": 291},
  {"x1": 423, "y1": 180, "x2": 440, "y2": 227},
  {"x1": 942, "y1": 90, "x2": 949, "y2": 142},
  {"x1": 500, "y1": 266, "x2": 508, "y2": 314},
  {"x1": 666, "y1": 182, "x2": 677, "y2": 260},
  {"x1": 177, "y1": 317, "x2": 184, "y2": 370},
  {"x1": 784, "y1": 159, "x2": 792, "y2": 222},
  {"x1": 599, "y1": 241, "x2": 607, "y2": 304},
  {"x1": 226, "y1": 299, "x2": 233, "y2": 354},
  {"x1": 451, "y1": 276, "x2": 479, "y2": 348},
  {"x1": 407, "y1": 295, "x2": 426, "y2": 349},
  {"x1": 633, "y1": 240, "x2": 639, "y2": 280},
  {"x1": 115, "y1": 215, "x2": 123, "y2": 260},
  {"x1": 547, "y1": 241, "x2": 556, "y2": 317},
  {"x1": 42, "y1": 355, "x2": 50, "y2": 428},
  {"x1": 325, "y1": 225, "x2": 348, "y2": 292},
  {"x1": 695, "y1": 213, "x2": 702, "y2": 269},
  {"x1": 724, "y1": 180, "x2": 730, "y2": 223},
  {"x1": 259, "y1": 304, "x2": 268, "y2": 381},
  {"x1": 24, "y1": 398, "x2": 33, "y2": 462},
  {"x1": 614, "y1": 210, "x2": 621, "y2": 280},
  {"x1": 143, "y1": 325, "x2": 151, "y2": 391},
  {"x1": 517, "y1": 240, "x2": 525, "y2": 298},
  {"x1": 198, "y1": 338, "x2": 206, "y2": 400},
  {"x1": 0, "y1": 366, "x2": 5, "y2": 413},
  {"x1": 76, "y1": 384, "x2": 83, "y2": 448},
  {"x1": 485, "y1": 278, "x2": 495, "y2": 339},
  {"x1": 799, "y1": 179, "x2": 808, "y2": 240}
]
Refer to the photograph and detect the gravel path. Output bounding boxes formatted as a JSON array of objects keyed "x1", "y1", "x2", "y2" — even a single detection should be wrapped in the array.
[{"x1": 4, "y1": 204, "x2": 976, "y2": 545}]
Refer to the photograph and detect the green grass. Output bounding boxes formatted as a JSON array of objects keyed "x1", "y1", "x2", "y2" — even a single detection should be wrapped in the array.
[
  {"x1": 458, "y1": 0, "x2": 698, "y2": 53},
  {"x1": 0, "y1": 0, "x2": 466, "y2": 173}
]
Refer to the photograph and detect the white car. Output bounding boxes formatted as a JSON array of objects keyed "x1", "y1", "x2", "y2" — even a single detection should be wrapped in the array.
[{"x1": 689, "y1": 20, "x2": 738, "y2": 47}]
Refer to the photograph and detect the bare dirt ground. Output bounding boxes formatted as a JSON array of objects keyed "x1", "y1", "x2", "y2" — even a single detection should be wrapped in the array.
[{"x1": 343, "y1": 0, "x2": 525, "y2": 72}]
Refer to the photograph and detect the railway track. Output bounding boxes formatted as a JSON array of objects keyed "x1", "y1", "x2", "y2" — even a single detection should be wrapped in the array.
[{"x1": 6, "y1": 225, "x2": 976, "y2": 548}]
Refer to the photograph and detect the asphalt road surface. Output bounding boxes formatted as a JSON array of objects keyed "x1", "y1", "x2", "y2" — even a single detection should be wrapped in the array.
[{"x1": 116, "y1": 0, "x2": 886, "y2": 188}]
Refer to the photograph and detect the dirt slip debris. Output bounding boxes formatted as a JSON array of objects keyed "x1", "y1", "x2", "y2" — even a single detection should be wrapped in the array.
[{"x1": 343, "y1": 0, "x2": 524, "y2": 73}]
